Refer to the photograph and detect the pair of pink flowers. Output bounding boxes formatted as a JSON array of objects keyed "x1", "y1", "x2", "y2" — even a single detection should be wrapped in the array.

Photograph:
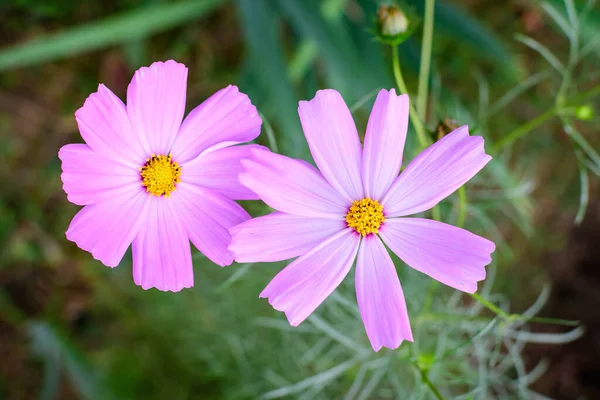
[{"x1": 60, "y1": 60, "x2": 495, "y2": 351}]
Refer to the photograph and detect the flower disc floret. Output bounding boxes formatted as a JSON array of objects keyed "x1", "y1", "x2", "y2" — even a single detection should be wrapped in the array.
[
  {"x1": 140, "y1": 154, "x2": 181, "y2": 197},
  {"x1": 346, "y1": 198, "x2": 385, "y2": 236}
]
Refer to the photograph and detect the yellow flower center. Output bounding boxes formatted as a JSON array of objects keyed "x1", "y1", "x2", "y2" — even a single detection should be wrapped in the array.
[
  {"x1": 345, "y1": 198, "x2": 385, "y2": 236},
  {"x1": 140, "y1": 154, "x2": 181, "y2": 197}
]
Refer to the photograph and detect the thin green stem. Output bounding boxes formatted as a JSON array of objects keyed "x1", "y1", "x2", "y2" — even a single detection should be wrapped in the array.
[
  {"x1": 392, "y1": 45, "x2": 430, "y2": 149},
  {"x1": 514, "y1": 315, "x2": 580, "y2": 327},
  {"x1": 420, "y1": 368, "x2": 444, "y2": 400},
  {"x1": 470, "y1": 293, "x2": 579, "y2": 326},
  {"x1": 456, "y1": 186, "x2": 467, "y2": 228},
  {"x1": 492, "y1": 107, "x2": 557, "y2": 152},
  {"x1": 470, "y1": 293, "x2": 510, "y2": 319},
  {"x1": 259, "y1": 111, "x2": 279, "y2": 152},
  {"x1": 570, "y1": 83, "x2": 600, "y2": 104},
  {"x1": 417, "y1": 0, "x2": 435, "y2": 122},
  {"x1": 492, "y1": 84, "x2": 600, "y2": 152},
  {"x1": 417, "y1": 312, "x2": 579, "y2": 326}
]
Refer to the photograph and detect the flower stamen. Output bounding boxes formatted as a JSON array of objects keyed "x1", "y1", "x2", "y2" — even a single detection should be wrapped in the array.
[
  {"x1": 140, "y1": 154, "x2": 181, "y2": 197},
  {"x1": 346, "y1": 198, "x2": 385, "y2": 236}
]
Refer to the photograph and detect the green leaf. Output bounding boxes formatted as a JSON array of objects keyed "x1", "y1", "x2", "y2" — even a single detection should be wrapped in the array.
[
  {"x1": 236, "y1": 0, "x2": 307, "y2": 158},
  {"x1": 514, "y1": 33, "x2": 564, "y2": 73},
  {"x1": 564, "y1": 121, "x2": 600, "y2": 171},
  {"x1": 278, "y1": 0, "x2": 376, "y2": 103},
  {"x1": 412, "y1": 0, "x2": 518, "y2": 75},
  {"x1": 544, "y1": 0, "x2": 600, "y2": 59},
  {"x1": 0, "y1": 0, "x2": 225, "y2": 71},
  {"x1": 28, "y1": 322, "x2": 114, "y2": 400}
]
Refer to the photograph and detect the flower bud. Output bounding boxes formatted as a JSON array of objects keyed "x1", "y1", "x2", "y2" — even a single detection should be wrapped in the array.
[
  {"x1": 435, "y1": 119, "x2": 459, "y2": 140},
  {"x1": 575, "y1": 104, "x2": 594, "y2": 121},
  {"x1": 374, "y1": 4, "x2": 417, "y2": 46},
  {"x1": 378, "y1": 5, "x2": 409, "y2": 36}
]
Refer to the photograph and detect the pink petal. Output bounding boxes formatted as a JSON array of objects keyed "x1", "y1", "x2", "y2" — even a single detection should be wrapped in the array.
[
  {"x1": 379, "y1": 218, "x2": 495, "y2": 293},
  {"x1": 74, "y1": 84, "x2": 146, "y2": 166},
  {"x1": 260, "y1": 228, "x2": 360, "y2": 326},
  {"x1": 382, "y1": 126, "x2": 491, "y2": 217},
  {"x1": 356, "y1": 234, "x2": 413, "y2": 351},
  {"x1": 182, "y1": 144, "x2": 266, "y2": 200},
  {"x1": 66, "y1": 185, "x2": 147, "y2": 268},
  {"x1": 298, "y1": 89, "x2": 363, "y2": 202},
  {"x1": 59, "y1": 144, "x2": 140, "y2": 206},
  {"x1": 132, "y1": 197, "x2": 194, "y2": 292},
  {"x1": 127, "y1": 60, "x2": 188, "y2": 155},
  {"x1": 171, "y1": 182, "x2": 250, "y2": 267},
  {"x1": 239, "y1": 148, "x2": 348, "y2": 219},
  {"x1": 171, "y1": 85, "x2": 262, "y2": 164},
  {"x1": 229, "y1": 212, "x2": 346, "y2": 263},
  {"x1": 362, "y1": 89, "x2": 409, "y2": 200}
]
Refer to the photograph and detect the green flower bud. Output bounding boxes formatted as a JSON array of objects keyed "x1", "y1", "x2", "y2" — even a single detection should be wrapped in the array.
[
  {"x1": 575, "y1": 104, "x2": 594, "y2": 121},
  {"x1": 374, "y1": 4, "x2": 418, "y2": 46},
  {"x1": 378, "y1": 5, "x2": 409, "y2": 36}
]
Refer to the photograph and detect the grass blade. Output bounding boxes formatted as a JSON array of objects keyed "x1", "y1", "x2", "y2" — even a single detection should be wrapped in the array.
[
  {"x1": 263, "y1": 357, "x2": 362, "y2": 399},
  {"x1": 278, "y1": 0, "x2": 374, "y2": 102},
  {"x1": 514, "y1": 34, "x2": 564, "y2": 72},
  {"x1": 28, "y1": 322, "x2": 111, "y2": 400},
  {"x1": 236, "y1": 0, "x2": 307, "y2": 158},
  {"x1": 0, "y1": 0, "x2": 224, "y2": 71},
  {"x1": 541, "y1": 2, "x2": 574, "y2": 38},
  {"x1": 412, "y1": 0, "x2": 517, "y2": 74}
]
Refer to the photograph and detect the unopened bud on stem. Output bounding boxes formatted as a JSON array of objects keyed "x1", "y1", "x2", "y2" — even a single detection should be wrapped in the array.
[
  {"x1": 378, "y1": 5, "x2": 409, "y2": 36},
  {"x1": 575, "y1": 104, "x2": 594, "y2": 121},
  {"x1": 374, "y1": 4, "x2": 417, "y2": 46}
]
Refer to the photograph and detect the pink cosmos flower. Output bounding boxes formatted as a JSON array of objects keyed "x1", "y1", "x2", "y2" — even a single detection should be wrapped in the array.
[
  {"x1": 59, "y1": 60, "x2": 262, "y2": 292},
  {"x1": 230, "y1": 89, "x2": 495, "y2": 351}
]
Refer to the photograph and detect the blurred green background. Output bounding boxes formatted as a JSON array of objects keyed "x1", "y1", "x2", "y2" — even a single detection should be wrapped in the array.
[{"x1": 1, "y1": 0, "x2": 599, "y2": 399}]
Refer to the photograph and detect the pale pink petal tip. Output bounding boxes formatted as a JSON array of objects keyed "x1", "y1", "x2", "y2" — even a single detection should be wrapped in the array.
[
  {"x1": 380, "y1": 218, "x2": 495, "y2": 294},
  {"x1": 259, "y1": 229, "x2": 360, "y2": 327},
  {"x1": 356, "y1": 235, "x2": 413, "y2": 352},
  {"x1": 172, "y1": 85, "x2": 262, "y2": 163},
  {"x1": 73, "y1": 83, "x2": 145, "y2": 165},
  {"x1": 382, "y1": 125, "x2": 492, "y2": 217},
  {"x1": 298, "y1": 89, "x2": 364, "y2": 201},
  {"x1": 127, "y1": 59, "x2": 188, "y2": 155},
  {"x1": 362, "y1": 88, "x2": 409, "y2": 200}
]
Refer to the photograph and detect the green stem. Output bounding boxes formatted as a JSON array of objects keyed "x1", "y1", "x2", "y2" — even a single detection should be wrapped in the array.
[
  {"x1": 420, "y1": 368, "x2": 444, "y2": 400},
  {"x1": 570, "y1": 83, "x2": 600, "y2": 104},
  {"x1": 492, "y1": 84, "x2": 600, "y2": 152},
  {"x1": 492, "y1": 107, "x2": 557, "y2": 152},
  {"x1": 456, "y1": 186, "x2": 467, "y2": 228},
  {"x1": 392, "y1": 45, "x2": 430, "y2": 149},
  {"x1": 515, "y1": 315, "x2": 580, "y2": 326},
  {"x1": 418, "y1": 312, "x2": 579, "y2": 326},
  {"x1": 259, "y1": 111, "x2": 279, "y2": 152},
  {"x1": 470, "y1": 293, "x2": 510, "y2": 319},
  {"x1": 417, "y1": 0, "x2": 435, "y2": 122},
  {"x1": 471, "y1": 293, "x2": 580, "y2": 326}
]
